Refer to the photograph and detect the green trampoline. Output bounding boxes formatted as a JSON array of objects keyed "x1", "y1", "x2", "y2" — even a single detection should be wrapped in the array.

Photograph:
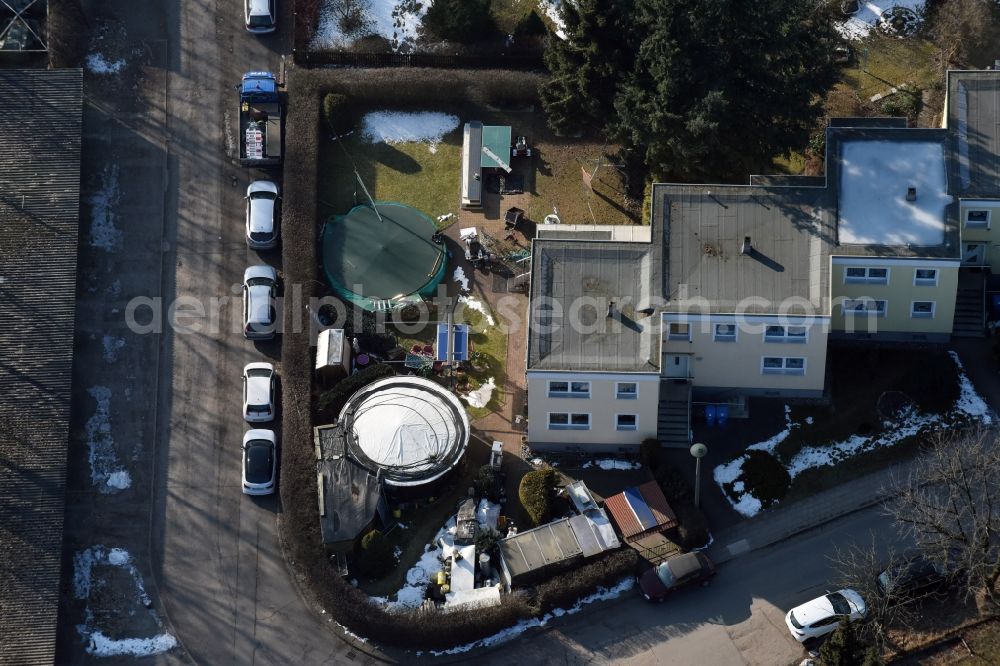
[{"x1": 321, "y1": 202, "x2": 449, "y2": 312}]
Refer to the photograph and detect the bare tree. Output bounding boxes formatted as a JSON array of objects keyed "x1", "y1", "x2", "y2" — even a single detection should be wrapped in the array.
[
  {"x1": 828, "y1": 534, "x2": 917, "y2": 654},
  {"x1": 887, "y1": 429, "x2": 1000, "y2": 605}
]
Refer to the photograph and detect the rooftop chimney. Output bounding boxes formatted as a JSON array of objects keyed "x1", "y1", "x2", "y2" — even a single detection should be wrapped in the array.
[
  {"x1": 741, "y1": 236, "x2": 753, "y2": 255},
  {"x1": 906, "y1": 186, "x2": 917, "y2": 202}
]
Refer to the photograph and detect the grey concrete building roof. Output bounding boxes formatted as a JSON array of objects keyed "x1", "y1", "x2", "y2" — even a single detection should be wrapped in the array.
[
  {"x1": 948, "y1": 70, "x2": 1000, "y2": 197},
  {"x1": 658, "y1": 183, "x2": 835, "y2": 314},
  {"x1": 527, "y1": 238, "x2": 663, "y2": 372},
  {"x1": 0, "y1": 68, "x2": 83, "y2": 665}
]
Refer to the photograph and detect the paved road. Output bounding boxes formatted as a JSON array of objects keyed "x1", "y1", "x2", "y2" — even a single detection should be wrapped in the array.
[
  {"x1": 151, "y1": 1, "x2": 353, "y2": 664},
  {"x1": 486, "y1": 505, "x2": 902, "y2": 666}
]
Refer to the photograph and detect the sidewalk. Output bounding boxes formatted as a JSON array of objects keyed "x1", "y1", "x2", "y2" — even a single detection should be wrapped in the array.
[{"x1": 708, "y1": 337, "x2": 1000, "y2": 566}]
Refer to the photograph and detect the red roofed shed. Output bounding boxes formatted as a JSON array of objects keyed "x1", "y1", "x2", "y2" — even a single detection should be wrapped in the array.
[{"x1": 604, "y1": 481, "x2": 678, "y2": 542}]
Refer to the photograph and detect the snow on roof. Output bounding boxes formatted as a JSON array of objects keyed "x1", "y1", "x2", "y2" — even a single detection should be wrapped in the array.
[{"x1": 837, "y1": 139, "x2": 952, "y2": 246}]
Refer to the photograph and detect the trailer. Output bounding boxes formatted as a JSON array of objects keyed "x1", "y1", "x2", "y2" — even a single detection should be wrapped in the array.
[{"x1": 239, "y1": 71, "x2": 283, "y2": 167}]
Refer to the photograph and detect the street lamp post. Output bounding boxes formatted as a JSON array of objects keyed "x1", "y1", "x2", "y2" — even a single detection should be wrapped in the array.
[{"x1": 690, "y1": 442, "x2": 708, "y2": 508}]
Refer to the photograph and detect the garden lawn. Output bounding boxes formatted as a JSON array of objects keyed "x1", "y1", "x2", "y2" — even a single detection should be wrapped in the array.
[
  {"x1": 317, "y1": 106, "x2": 638, "y2": 232},
  {"x1": 840, "y1": 35, "x2": 940, "y2": 102},
  {"x1": 389, "y1": 306, "x2": 507, "y2": 421}
]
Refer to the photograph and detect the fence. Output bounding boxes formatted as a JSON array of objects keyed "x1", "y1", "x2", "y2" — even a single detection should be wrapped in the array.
[{"x1": 294, "y1": 49, "x2": 546, "y2": 70}]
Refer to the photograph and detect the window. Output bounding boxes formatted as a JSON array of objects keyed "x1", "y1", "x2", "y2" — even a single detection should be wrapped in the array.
[
  {"x1": 762, "y1": 356, "x2": 806, "y2": 376},
  {"x1": 548, "y1": 412, "x2": 591, "y2": 430},
  {"x1": 616, "y1": 382, "x2": 638, "y2": 400},
  {"x1": 911, "y1": 301, "x2": 935, "y2": 318},
  {"x1": 914, "y1": 268, "x2": 938, "y2": 286},
  {"x1": 616, "y1": 414, "x2": 638, "y2": 431},
  {"x1": 966, "y1": 209, "x2": 991, "y2": 229},
  {"x1": 713, "y1": 323, "x2": 737, "y2": 342},
  {"x1": 764, "y1": 325, "x2": 808, "y2": 343},
  {"x1": 842, "y1": 299, "x2": 887, "y2": 317},
  {"x1": 844, "y1": 266, "x2": 889, "y2": 284},
  {"x1": 548, "y1": 380, "x2": 590, "y2": 398},
  {"x1": 667, "y1": 322, "x2": 691, "y2": 340}
]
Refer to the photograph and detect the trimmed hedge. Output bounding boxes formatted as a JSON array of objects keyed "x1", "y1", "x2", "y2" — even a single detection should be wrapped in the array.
[
  {"x1": 519, "y1": 469, "x2": 556, "y2": 526},
  {"x1": 317, "y1": 363, "x2": 395, "y2": 421},
  {"x1": 280, "y1": 66, "x2": 626, "y2": 653},
  {"x1": 322, "y1": 92, "x2": 351, "y2": 135},
  {"x1": 533, "y1": 548, "x2": 638, "y2": 614}
]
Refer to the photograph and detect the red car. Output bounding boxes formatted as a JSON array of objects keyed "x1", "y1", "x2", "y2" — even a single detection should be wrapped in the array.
[{"x1": 638, "y1": 551, "x2": 716, "y2": 601}]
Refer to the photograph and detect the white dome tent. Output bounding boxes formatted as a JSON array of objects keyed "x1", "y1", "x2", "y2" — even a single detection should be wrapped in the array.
[{"x1": 338, "y1": 376, "x2": 470, "y2": 491}]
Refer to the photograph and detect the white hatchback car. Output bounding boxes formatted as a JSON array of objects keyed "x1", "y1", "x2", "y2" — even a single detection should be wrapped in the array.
[
  {"x1": 245, "y1": 180, "x2": 280, "y2": 250},
  {"x1": 242, "y1": 429, "x2": 277, "y2": 495},
  {"x1": 245, "y1": 0, "x2": 277, "y2": 33},
  {"x1": 785, "y1": 589, "x2": 867, "y2": 642},
  {"x1": 242, "y1": 265, "x2": 278, "y2": 340},
  {"x1": 242, "y1": 362, "x2": 276, "y2": 422}
]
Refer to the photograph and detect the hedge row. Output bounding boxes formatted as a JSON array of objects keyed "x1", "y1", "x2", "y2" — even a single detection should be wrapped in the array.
[
  {"x1": 280, "y1": 65, "x2": 640, "y2": 653},
  {"x1": 316, "y1": 362, "x2": 395, "y2": 421},
  {"x1": 518, "y1": 468, "x2": 555, "y2": 526}
]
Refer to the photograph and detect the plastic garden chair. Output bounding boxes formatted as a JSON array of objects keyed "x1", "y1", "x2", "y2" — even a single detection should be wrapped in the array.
[
  {"x1": 705, "y1": 404, "x2": 717, "y2": 426},
  {"x1": 717, "y1": 404, "x2": 729, "y2": 426}
]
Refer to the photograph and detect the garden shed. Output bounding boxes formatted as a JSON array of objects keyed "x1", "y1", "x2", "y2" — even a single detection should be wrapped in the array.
[
  {"x1": 461, "y1": 121, "x2": 513, "y2": 208},
  {"x1": 604, "y1": 481, "x2": 678, "y2": 542},
  {"x1": 315, "y1": 328, "x2": 351, "y2": 385}
]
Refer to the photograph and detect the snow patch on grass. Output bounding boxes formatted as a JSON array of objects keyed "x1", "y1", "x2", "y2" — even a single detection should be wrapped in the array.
[
  {"x1": 835, "y1": 0, "x2": 925, "y2": 40},
  {"x1": 374, "y1": 517, "x2": 456, "y2": 610},
  {"x1": 313, "y1": 0, "x2": 428, "y2": 52},
  {"x1": 89, "y1": 164, "x2": 122, "y2": 251},
  {"x1": 582, "y1": 459, "x2": 641, "y2": 471},
  {"x1": 361, "y1": 111, "x2": 459, "y2": 150},
  {"x1": 537, "y1": 0, "x2": 567, "y2": 39},
  {"x1": 458, "y1": 295, "x2": 495, "y2": 326},
  {"x1": 453, "y1": 266, "x2": 470, "y2": 293},
  {"x1": 462, "y1": 377, "x2": 496, "y2": 409},
  {"x1": 85, "y1": 386, "x2": 131, "y2": 493},
  {"x1": 85, "y1": 53, "x2": 125, "y2": 74}
]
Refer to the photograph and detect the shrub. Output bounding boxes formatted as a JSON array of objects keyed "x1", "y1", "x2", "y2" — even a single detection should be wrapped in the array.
[
  {"x1": 475, "y1": 465, "x2": 502, "y2": 503},
  {"x1": 880, "y1": 87, "x2": 921, "y2": 121},
  {"x1": 533, "y1": 549, "x2": 638, "y2": 613},
  {"x1": 675, "y1": 502, "x2": 710, "y2": 550},
  {"x1": 519, "y1": 469, "x2": 555, "y2": 526},
  {"x1": 317, "y1": 363, "x2": 395, "y2": 419},
  {"x1": 355, "y1": 530, "x2": 396, "y2": 579},
  {"x1": 639, "y1": 438, "x2": 662, "y2": 470},
  {"x1": 653, "y1": 463, "x2": 693, "y2": 507},
  {"x1": 808, "y1": 130, "x2": 826, "y2": 157},
  {"x1": 322, "y1": 93, "x2": 351, "y2": 134},
  {"x1": 740, "y1": 450, "x2": 790, "y2": 508},
  {"x1": 423, "y1": 0, "x2": 496, "y2": 44}
]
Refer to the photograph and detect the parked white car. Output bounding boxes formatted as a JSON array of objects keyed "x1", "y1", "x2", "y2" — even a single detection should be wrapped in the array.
[
  {"x1": 245, "y1": 180, "x2": 279, "y2": 249},
  {"x1": 242, "y1": 265, "x2": 278, "y2": 340},
  {"x1": 244, "y1": 0, "x2": 277, "y2": 33},
  {"x1": 785, "y1": 589, "x2": 866, "y2": 642},
  {"x1": 242, "y1": 429, "x2": 277, "y2": 495},
  {"x1": 242, "y1": 362, "x2": 276, "y2": 422}
]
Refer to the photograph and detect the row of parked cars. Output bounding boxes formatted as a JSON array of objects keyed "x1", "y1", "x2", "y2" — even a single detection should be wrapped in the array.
[
  {"x1": 638, "y1": 548, "x2": 955, "y2": 646},
  {"x1": 240, "y1": 180, "x2": 282, "y2": 495}
]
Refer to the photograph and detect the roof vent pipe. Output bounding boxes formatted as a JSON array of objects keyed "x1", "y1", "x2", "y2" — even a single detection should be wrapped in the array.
[
  {"x1": 607, "y1": 300, "x2": 615, "y2": 317},
  {"x1": 906, "y1": 186, "x2": 917, "y2": 202},
  {"x1": 741, "y1": 236, "x2": 753, "y2": 255}
]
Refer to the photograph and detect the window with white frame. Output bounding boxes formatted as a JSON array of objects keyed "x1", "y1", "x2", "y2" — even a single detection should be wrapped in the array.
[
  {"x1": 842, "y1": 299, "x2": 887, "y2": 317},
  {"x1": 844, "y1": 267, "x2": 889, "y2": 284},
  {"x1": 761, "y1": 356, "x2": 806, "y2": 376},
  {"x1": 616, "y1": 414, "x2": 638, "y2": 431},
  {"x1": 966, "y1": 210, "x2": 991, "y2": 229},
  {"x1": 713, "y1": 323, "x2": 737, "y2": 342},
  {"x1": 667, "y1": 322, "x2": 691, "y2": 340},
  {"x1": 616, "y1": 382, "x2": 638, "y2": 400},
  {"x1": 763, "y1": 325, "x2": 808, "y2": 343},
  {"x1": 911, "y1": 301, "x2": 935, "y2": 318},
  {"x1": 914, "y1": 268, "x2": 939, "y2": 286},
  {"x1": 548, "y1": 380, "x2": 590, "y2": 398},
  {"x1": 548, "y1": 412, "x2": 591, "y2": 430}
]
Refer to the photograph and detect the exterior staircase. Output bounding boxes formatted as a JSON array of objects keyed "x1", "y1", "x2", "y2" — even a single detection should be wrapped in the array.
[
  {"x1": 658, "y1": 380, "x2": 692, "y2": 448},
  {"x1": 953, "y1": 273, "x2": 985, "y2": 338}
]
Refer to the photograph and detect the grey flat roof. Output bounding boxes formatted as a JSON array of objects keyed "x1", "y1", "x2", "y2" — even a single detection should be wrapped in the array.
[
  {"x1": 948, "y1": 71, "x2": 1000, "y2": 197},
  {"x1": 498, "y1": 518, "x2": 583, "y2": 583},
  {"x1": 527, "y1": 239, "x2": 662, "y2": 372},
  {"x1": 0, "y1": 68, "x2": 83, "y2": 665},
  {"x1": 658, "y1": 183, "x2": 835, "y2": 313}
]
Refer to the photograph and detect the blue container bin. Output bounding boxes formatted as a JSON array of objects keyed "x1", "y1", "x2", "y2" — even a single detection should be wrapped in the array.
[
  {"x1": 717, "y1": 404, "x2": 729, "y2": 426},
  {"x1": 704, "y1": 404, "x2": 717, "y2": 426}
]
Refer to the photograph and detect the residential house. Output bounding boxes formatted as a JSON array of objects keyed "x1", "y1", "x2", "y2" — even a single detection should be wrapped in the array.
[{"x1": 525, "y1": 68, "x2": 1000, "y2": 451}]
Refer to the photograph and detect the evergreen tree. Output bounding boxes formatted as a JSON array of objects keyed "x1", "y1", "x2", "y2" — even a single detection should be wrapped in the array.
[
  {"x1": 539, "y1": 0, "x2": 637, "y2": 136},
  {"x1": 615, "y1": 0, "x2": 839, "y2": 181},
  {"x1": 819, "y1": 620, "x2": 865, "y2": 666},
  {"x1": 423, "y1": 0, "x2": 496, "y2": 44}
]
